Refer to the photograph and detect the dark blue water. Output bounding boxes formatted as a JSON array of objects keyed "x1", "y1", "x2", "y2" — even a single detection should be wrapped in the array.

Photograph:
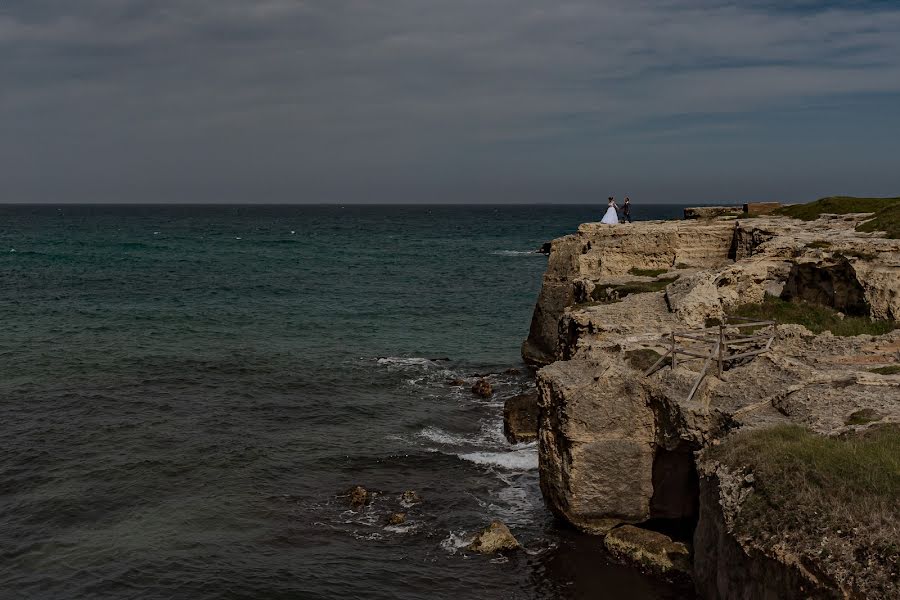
[{"x1": 1, "y1": 204, "x2": 690, "y2": 599}]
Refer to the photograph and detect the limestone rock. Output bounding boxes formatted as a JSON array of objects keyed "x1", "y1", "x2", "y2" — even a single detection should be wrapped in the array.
[
  {"x1": 468, "y1": 520, "x2": 520, "y2": 553},
  {"x1": 471, "y1": 378, "x2": 493, "y2": 398},
  {"x1": 400, "y1": 490, "x2": 422, "y2": 506},
  {"x1": 387, "y1": 512, "x2": 406, "y2": 525},
  {"x1": 683, "y1": 206, "x2": 743, "y2": 219},
  {"x1": 348, "y1": 486, "x2": 369, "y2": 508},
  {"x1": 503, "y1": 391, "x2": 539, "y2": 444},
  {"x1": 604, "y1": 525, "x2": 691, "y2": 575}
]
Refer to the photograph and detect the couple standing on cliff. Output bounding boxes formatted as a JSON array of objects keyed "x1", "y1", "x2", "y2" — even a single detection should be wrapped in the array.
[{"x1": 601, "y1": 196, "x2": 632, "y2": 225}]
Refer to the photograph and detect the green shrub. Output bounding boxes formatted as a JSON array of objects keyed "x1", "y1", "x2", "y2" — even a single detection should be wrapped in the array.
[
  {"x1": 870, "y1": 365, "x2": 900, "y2": 375},
  {"x1": 856, "y1": 203, "x2": 900, "y2": 239},
  {"x1": 778, "y1": 196, "x2": 900, "y2": 221},
  {"x1": 729, "y1": 296, "x2": 897, "y2": 337}
]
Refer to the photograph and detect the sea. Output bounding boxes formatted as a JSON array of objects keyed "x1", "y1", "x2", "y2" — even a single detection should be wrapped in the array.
[{"x1": 1, "y1": 204, "x2": 690, "y2": 600}]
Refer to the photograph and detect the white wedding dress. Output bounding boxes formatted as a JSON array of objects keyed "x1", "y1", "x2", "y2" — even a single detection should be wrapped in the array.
[{"x1": 601, "y1": 205, "x2": 619, "y2": 224}]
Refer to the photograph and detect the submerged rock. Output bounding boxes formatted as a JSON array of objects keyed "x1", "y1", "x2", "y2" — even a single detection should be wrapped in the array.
[
  {"x1": 468, "y1": 520, "x2": 520, "y2": 553},
  {"x1": 387, "y1": 512, "x2": 406, "y2": 525},
  {"x1": 503, "y1": 391, "x2": 539, "y2": 444},
  {"x1": 504, "y1": 367, "x2": 522, "y2": 375},
  {"x1": 348, "y1": 486, "x2": 369, "y2": 508},
  {"x1": 400, "y1": 490, "x2": 422, "y2": 505},
  {"x1": 447, "y1": 378, "x2": 467, "y2": 387},
  {"x1": 604, "y1": 525, "x2": 691, "y2": 576},
  {"x1": 471, "y1": 378, "x2": 493, "y2": 398}
]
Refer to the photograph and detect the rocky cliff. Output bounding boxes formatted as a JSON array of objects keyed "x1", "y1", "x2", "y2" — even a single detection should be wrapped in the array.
[{"x1": 522, "y1": 213, "x2": 900, "y2": 598}]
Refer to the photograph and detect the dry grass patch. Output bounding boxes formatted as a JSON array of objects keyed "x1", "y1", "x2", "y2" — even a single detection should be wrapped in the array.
[{"x1": 708, "y1": 425, "x2": 900, "y2": 597}]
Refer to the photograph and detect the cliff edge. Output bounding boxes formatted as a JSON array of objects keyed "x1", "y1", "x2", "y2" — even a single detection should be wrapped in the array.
[{"x1": 523, "y1": 211, "x2": 899, "y2": 598}]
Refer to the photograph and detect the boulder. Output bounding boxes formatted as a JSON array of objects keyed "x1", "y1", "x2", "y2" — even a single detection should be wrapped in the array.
[
  {"x1": 471, "y1": 378, "x2": 493, "y2": 398},
  {"x1": 400, "y1": 490, "x2": 422, "y2": 505},
  {"x1": 387, "y1": 512, "x2": 406, "y2": 525},
  {"x1": 503, "y1": 391, "x2": 539, "y2": 444},
  {"x1": 683, "y1": 206, "x2": 744, "y2": 219},
  {"x1": 604, "y1": 525, "x2": 691, "y2": 575},
  {"x1": 468, "y1": 520, "x2": 520, "y2": 553},
  {"x1": 348, "y1": 486, "x2": 369, "y2": 508}
]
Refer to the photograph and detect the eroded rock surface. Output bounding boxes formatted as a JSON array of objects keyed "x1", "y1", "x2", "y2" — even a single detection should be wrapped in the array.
[
  {"x1": 604, "y1": 525, "x2": 691, "y2": 576},
  {"x1": 468, "y1": 520, "x2": 520, "y2": 553},
  {"x1": 503, "y1": 391, "x2": 539, "y2": 444},
  {"x1": 522, "y1": 211, "x2": 899, "y2": 596}
]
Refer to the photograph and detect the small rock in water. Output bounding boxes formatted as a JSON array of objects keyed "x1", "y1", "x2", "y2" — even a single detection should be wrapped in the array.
[
  {"x1": 603, "y1": 525, "x2": 690, "y2": 575},
  {"x1": 504, "y1": 368, "x2": 522, "y2": 375},
  {"x1": 400, "y1": 490, "x2": 422, "y2": 505},
  {"x1": 468, "y1": 520, "x2": 520, "y2": 553},
  {"x1": 348, "y1": 485, "x2": 369, "y2": 508},
  {"x1": 387, "y1": 512, "x2": 406, "y2": 525},
  {"x1": 447, "y1": 378, "x2": 467, "y2": 387},
  {"x1": 471, "y1": 378, "x2": 493, "y2": 398}
]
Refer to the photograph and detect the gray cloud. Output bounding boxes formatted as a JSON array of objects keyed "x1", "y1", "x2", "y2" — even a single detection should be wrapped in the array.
[{"x1": 2, "y1": 0, "x2": 899, "y2": 202}]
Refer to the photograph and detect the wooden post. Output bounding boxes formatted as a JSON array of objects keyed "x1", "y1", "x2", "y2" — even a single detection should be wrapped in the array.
[
  {"x1": 718, "y1": 324, "x2": 725, "y2": 377},
  {"x1": 671, "y1": 332, "x2": 677, "y2": 369}
]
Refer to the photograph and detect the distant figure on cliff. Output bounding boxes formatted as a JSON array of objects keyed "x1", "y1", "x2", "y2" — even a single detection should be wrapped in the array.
[
  {"x1": 622, "y1": 197, "x2": 632, "y2": 223},
  {"x1": 601, "y1": 196, "x2": 619, "y2": 224}
]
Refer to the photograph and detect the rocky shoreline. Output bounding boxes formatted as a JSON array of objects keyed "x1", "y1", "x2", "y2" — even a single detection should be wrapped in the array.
[{"x1": 513, "y1": 209, "x2": 899, "y2": 598}]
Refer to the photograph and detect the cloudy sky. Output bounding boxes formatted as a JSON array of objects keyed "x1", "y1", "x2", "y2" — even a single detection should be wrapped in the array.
[{"x1": 2, "y1": 0, "x2": 899, "y2": 203}]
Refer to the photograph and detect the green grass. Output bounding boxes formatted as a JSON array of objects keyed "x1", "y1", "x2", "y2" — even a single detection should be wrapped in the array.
[
  {"x1": 590, "y1": 279, "x2": 672, "y2": 303},
  {"x1": 856, "y1": 203, "x2": 900, "y2": 239},
  {"x1": 628, "y1": 267, "x2": 669, "y2": 277},
  {"x1": 674, "y1": 263, "x2": 691, "y2": 270},
  {"x1": 846, "y1": 408, "x2": 883, "y2": 425},
  {"x1": 777, "y1": 196, "x2": 900, "y2": 221},
  {"x1": 729, "y1": 296, "x2": 897, "y2": 337},
  {"x1": 625, "y1": 348, "x2": 663, "y2": 371},
  {"x1": 707, "y1": 424, "x2": 899, "y2": 562},
  {"x1": 805, "y1": 240, "x2": 832, "y2": 249},
  {"x1": 870, "y1": 365, "x2": 900, "y2": 375}
]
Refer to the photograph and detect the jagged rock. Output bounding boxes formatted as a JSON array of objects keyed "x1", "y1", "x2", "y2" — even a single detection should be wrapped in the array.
[
  {"x1": 503, "y1": 391, "x2": 539, "y2": 444},
  {"x1": 471, "y1": 378, "x2": 493, "y2": 398},
  {"x1": 604, "y1": 525, "x2": 691, "y2": 575},
  {"x1": 387, "y1": 512, "x2": 406, "y2": 525},
  {"x1": 683, "y1": 206, "x2": 744, "y2": 219},
  {"x1": 400, "y1": 490, "x2": 422, "y2": 505},
  {"x1": 522, "y1": 211, "x2": 900, "y2": 595},
  {"x1": 468, "y1": 521, "x2": 520, "y2": 553},
  {"x1": 348, "y1": 486, "x2": 369, "y2": 508}
]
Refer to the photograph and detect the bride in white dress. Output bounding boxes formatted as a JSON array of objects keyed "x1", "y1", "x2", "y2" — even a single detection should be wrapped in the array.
[{"x1": 601, "y1": 197, "x2": 619, "y2": 224}]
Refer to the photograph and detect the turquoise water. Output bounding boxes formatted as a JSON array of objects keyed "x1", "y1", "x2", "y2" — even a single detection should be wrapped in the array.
[{"x1": 1, "y1": 204, "x2": 689, "y2": 599}]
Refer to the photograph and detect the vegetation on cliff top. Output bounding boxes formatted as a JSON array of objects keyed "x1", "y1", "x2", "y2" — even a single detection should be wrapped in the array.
[
  {"x1": 856, "y1": 202, "x2": 900, "y2": 239},
  {"x1": 709, "y1": 424, "x2": 899, "y2": 595},
  {"x1": 777, "y1": 196, "x2": 900, "y2": 220},
  {"x1": 728, "y1": 296, "x2": 897, "y2": 337}
]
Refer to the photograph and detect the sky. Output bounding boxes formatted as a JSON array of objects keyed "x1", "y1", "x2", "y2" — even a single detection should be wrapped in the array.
[{"x1": 2, "y1": 0, "x2": 900, "y2": 204}]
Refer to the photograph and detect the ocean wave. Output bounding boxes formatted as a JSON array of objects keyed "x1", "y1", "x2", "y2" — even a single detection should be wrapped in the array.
[
  {"x1": 376, "y1": 356, "x2": 445, "y2": 367},
  {"x1": 440, "y1": 531, "x2": 473, "y2": 554},
  {"x1": 418, "y1": 426, "x2": 474, "y2": 446},
  {"x1": 490, "y1": 250, "x2": 539, "y2": 256},
  {"x1": 457, "y1": 447, "x2": 538, "y2": 471}
]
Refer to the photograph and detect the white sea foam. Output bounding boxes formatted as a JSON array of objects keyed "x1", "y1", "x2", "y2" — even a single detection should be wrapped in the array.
[
  {"x1": 440, "y1": 531, "x2": 473, "y2": 554},
  {"x1": 457, "y1": 447, "x2": 538, "y2": 471},
  {"x1": 376, "y1": 356, "x2": 433, "y2": 367},
  {"x1": 491, "y1": 250, "x2": 539, "y2": 256},
  {"x1": 418, "y1": 426, "x2": 473, "y2": 446}
]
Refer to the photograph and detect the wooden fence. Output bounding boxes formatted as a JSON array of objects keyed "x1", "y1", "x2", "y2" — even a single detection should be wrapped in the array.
[{"x1": 643, "y1": 316, "x2": 777, "y2": 402}]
